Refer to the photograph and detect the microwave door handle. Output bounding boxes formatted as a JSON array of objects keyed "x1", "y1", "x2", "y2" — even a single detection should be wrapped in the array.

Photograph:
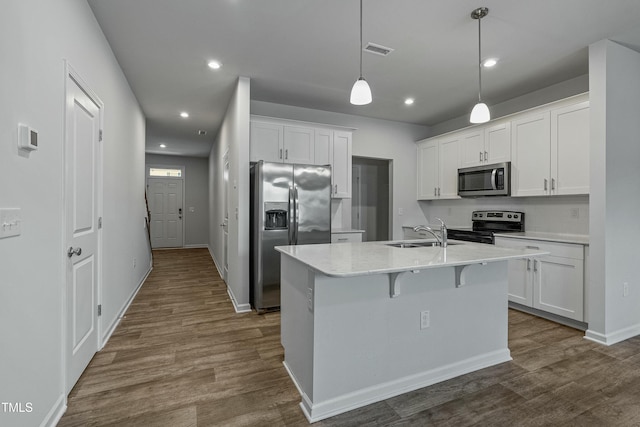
[{"x1": 491, "y1": 168, "x2": 498, "y2": 190}]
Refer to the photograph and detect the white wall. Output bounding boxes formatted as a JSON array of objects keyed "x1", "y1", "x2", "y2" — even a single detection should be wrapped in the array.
[
  {"x1": 145, "y1": 154, "x2": 209, "y2": 246},
  {"x1": 587, "y1": 40, "x2": 640, "y2": 344},
  {"x1": 250, "y1": 101, "x2": 431, "y2": 239},
  {"x1": 421, "y1": 196, "x2": 589, "y2": 234},
  {"x1": 0, "y1": 1, "x2": 149, "y2": 425},
  {"x1": 209, "y1": 77, "x2": 251, "y2": 311}
]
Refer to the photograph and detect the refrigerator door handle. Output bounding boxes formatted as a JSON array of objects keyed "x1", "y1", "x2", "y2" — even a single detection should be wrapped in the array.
[
  {"x1": 288, "y1": 185, "x2": 295, "y2": 245},
  {"x1": 293, "y1": 185, "x2": 300, "y2": 245}
]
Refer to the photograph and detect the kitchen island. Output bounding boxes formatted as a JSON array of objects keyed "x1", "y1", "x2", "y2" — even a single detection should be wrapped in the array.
[{"x1": 275, "y1": 240, "x2": 546, "y2": 423}]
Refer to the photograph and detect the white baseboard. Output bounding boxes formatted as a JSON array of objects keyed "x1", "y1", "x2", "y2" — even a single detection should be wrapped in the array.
[
  {"x1": 100, "y1": 265, "x2": 152, "y2": 348},
  {"x1": 227, "y1": 286, "x2": 252, "y2": 313},
  {"x1": 208, "y1": 245, "x2": 224, "y2": 279},
  {"x1": 184, "y1": 244, "x2": 208, "y2": 248},
  {"x1": 287, "y1": 349, "x2": 511, "y2": 423},
  {"x1": 41, "y1": 393, "x2": 66, "y2": 427},
  {"x1": 585, "y1": 323, "x2": 640, "y2": 346}
]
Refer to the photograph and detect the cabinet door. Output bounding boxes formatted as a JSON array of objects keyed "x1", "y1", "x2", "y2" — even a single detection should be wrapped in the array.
[
  {"x1": 507, "y1": 258, "x2": 534, "y2": 307},
  {"x1": 534, "y1": 256, "x2": 584, "y2": 321},
  {"x1": 417, "y1": 140, "x2": 438, "y2": 200},
  {"x1": 511, "y1": 112, "x2": 551, "y2": 196},
  {"x1": 485, "y1": 122, "x2": 511, "y2": 164},
  {"x1": 283, "y1": 126, "x2": 314, "y2": 164},
  {"x1": 459, "y1": 130, "x2": 484, "y2": 168},
  {"x1": 551, "y1": 101, "x2": 589, "y2": 195},
  {"x1": 250, "y1": 122, "x2": 283, "y2": 163},
  {"x1": 439, "y1": 136, "x2": 460, "y2": 199},
  {"x1": 314, "y1": 129, "x2": 332, "y2": 166},
  {"x1": 332, "y1": 131, "x2": 352, "y2": 198}
]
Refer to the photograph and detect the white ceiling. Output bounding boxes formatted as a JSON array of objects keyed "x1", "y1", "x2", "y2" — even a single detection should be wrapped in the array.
[{"x1": 87, "y1": 0, "x2": 640, "y2": 157}]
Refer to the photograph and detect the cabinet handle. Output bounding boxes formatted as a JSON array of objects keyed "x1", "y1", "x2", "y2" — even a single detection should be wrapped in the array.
[
  {"x1": 434, "y1": 187, "x2": 437, "y2": 196},
  {"x1": 279, "y1": 149, "x2": 283, "y2": 159},
  {"x1": 526, "y1": 245, "x2": 540, "y2": 250},
  {"x1": 533, "y1": 260, "x2": 538, "y2": 272},
  {"x1": 337, "y1": 238, "x2": 348, "y2": 241},
  {"x1": 526, "y1": 259, "x2": 531, "y2": 271},
  {"x1": 544, "y1": 178, "x2": 548, "y2": 191},
  {"x1": 479, "y1": 151, "x2": 483, "y2": 162},
  {"x1": 437, "y1": 187, "x2": 441, "y2": 196},
  {"x1": 551, "y1": 178, "x2": 556, "y2": 191},
  {"x1": 285, "y1": 149, "x2": 288, "y2": 160},
  {"x1": 334, "y1": 184, "x2": 338, "y2": 194},
  {"x1": 484, "y1": 151, "x2": 488, "y2": 161}
]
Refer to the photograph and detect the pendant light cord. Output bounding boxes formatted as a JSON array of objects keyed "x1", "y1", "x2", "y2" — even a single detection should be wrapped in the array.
[
  {"x1": 359, "y1": 0, "x2": 363, "y2": 79},
  {"x1": 477, "y1": 14, "x2": 482, "y2": 103}
]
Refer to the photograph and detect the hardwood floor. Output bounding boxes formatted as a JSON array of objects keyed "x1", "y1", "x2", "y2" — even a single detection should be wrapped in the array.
[{"x1": 60, "y1": 248, "x2": 640, "y2": 426}]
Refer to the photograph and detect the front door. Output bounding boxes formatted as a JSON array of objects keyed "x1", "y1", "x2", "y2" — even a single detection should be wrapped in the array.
[
  {"x1": 147, "y1": 178, "x2": 184, "y2": 248},
  {"x1": 65, "y1": 67, "x2": 102, "y2": 393}
]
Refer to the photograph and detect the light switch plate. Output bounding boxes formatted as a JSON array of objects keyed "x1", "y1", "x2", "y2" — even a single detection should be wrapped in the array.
[{"x1": 0, "y1": 208, "x2": 22, "y2": 238}]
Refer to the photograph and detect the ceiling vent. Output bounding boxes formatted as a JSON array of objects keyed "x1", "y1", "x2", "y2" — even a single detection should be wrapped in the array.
[
  {"x1": 364, "y1": 42, "x2": 394, "y2": 56},
  {"x1": 198, "y1": 130, "x2": 207, "y2": 136}
]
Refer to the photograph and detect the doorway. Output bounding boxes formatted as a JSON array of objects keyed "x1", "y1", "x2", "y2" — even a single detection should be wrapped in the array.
[
  {"x1": 146, "y1": 168, "x2": 185, "y2": 248},
  {"x1": 351, "y1": 157, "x2": 391, "y2": 242},
  {"x1": 64, "y1": 64, "x2": 103, "y2": 394}
]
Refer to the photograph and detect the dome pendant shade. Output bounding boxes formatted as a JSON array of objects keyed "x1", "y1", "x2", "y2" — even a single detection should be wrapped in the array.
[
  {"x1": 470, "y1": 102, "x2": 490, "y2": 124},
  {"x1": 350, "y1": 77, "x2": 372, "y2": 105}
]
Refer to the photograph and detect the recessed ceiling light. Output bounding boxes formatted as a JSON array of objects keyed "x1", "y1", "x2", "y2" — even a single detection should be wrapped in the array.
[
  {"x1": 207, "y1": 60, "x2": 222, "y2": 70},
  {"x1": 483, "y1": 58, "x2": 498, "y2": 68},
  {"x1": 404, "y1": 98, "x2": 415, "y2": 105},
  {"x1": 180, "y1": 112, "x2": 189, "y2": 118},
  {"x1": 159, "y1": 143, "x2": 166, "y2": 148}
]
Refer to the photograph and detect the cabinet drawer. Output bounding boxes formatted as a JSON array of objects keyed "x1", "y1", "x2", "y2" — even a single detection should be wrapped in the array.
[
  {"x1": 495, "y1": 237, "x2": 584, "y2": 260},
  {"x1": 331, "y1": 233, "x2": 362, "y2": 243}
]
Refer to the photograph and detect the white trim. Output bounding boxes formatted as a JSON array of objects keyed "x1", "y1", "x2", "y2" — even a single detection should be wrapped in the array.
[
  {"x1": 288, "y1": 349, "x2": 511, "y2": 423},
  {"x1": 585, "y1": 323, "x2": 640, "y2": 346},
  {"x1": 184, "y1": 244, "x2": 208, "y2": 249},
  {"x1": 40, "y1": 393, "x2": 66, "y2": 427},
  {"x1": 227, "y1": 286, "x2": 252, "y2": 313},
  {"x1": 209, "y1": 244, "x2": 224, "y2": 278},
  {"x1": 100, "y1": 265, "x2": 152, "y2": 348}
]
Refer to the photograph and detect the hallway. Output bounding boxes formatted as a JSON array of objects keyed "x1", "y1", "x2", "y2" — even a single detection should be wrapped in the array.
[{"x1": 59, "y1": 249, "x2": 640, "y2": 426}]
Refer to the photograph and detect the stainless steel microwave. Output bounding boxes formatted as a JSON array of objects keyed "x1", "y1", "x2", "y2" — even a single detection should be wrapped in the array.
[{"x1": 458, "y1": 162, "x2": 510, "y2": 197}]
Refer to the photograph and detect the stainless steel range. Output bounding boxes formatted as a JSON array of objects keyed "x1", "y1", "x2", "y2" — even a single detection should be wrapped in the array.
[{"x1": 447, "y1": 210, "x2": 524, "y2": 244}]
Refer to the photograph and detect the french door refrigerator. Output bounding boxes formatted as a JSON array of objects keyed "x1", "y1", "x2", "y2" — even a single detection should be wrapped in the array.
[{"x1": 250, "y1": 161, "x2": 331, "y2": 312}]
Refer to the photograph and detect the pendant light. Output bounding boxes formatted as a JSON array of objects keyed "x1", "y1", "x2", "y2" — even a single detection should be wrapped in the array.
[
  {"x1": 470, "y1": 7, "x2": 490, "y2": 124},
  {"x1": 350, "y1": 0, "x2": 372, "y2": 105}
]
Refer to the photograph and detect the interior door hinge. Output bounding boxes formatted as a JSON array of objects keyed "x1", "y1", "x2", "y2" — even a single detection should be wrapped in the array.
[
  {"x1": 98, "y1": 304, "x2": 102, "y2": 316},
  {"x1": 98, "y1": 217, "x2": 102, "y2": 229}
]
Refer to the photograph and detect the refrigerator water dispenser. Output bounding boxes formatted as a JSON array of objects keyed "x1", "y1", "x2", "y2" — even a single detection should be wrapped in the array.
[{"x1": 264, "y1": 202, "x2": 288, "y2": 230}]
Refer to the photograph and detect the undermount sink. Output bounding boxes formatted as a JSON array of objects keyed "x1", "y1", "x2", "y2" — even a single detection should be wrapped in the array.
[{"x1": 386, "y1": 241, "x2": 460, "y2": 248}]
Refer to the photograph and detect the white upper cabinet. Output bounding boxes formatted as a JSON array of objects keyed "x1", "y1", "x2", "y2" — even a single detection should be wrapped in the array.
[
  {"x1": 417, "y1": 136, "x2": 459, "y2": 200},
  {"x1": 250, "y1": 121, "x2": 283, "y2": 163},
  {"x1": 283, "y1": 126, "x2": 314, "y2": 164},
  {"x1": 459, "y1": 122, "x2": 511, "y2": 168},
  {"x1": 331, "y1": 131, "x2": 352, "y2": 198},
  {"x1": 551, "y1": 101, "x2": 590, "y2": 195},
  {"x1": 511, "y1": 111, "x2": 551, "y2": 196},
  {"x1": 511, "y1": 97, "x2": 590, "y2": 197},
  {"x1": 314, "y1": 128, "x2": 332, "y2": 166}
]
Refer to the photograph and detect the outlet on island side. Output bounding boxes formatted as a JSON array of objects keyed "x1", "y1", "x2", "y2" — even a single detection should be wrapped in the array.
[{"x1": 420, "y1": 310, "x2": 430, "y2": 329}]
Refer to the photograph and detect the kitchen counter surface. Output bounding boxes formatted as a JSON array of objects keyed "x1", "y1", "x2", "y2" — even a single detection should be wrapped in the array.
[
  {"x1": 494, "y1": 231, "x2": 589, "y2": 245},
  {"x1": 331, "y1": 228, "x2": 365, "y2": 234},
  {"x1": 275, "y1": 240, "x2": 547, "y2": 277}
]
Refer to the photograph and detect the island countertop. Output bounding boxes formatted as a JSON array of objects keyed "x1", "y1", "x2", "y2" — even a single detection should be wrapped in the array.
[{"x1": 275, "y1": 240, "x2": 547, "y2": 277}]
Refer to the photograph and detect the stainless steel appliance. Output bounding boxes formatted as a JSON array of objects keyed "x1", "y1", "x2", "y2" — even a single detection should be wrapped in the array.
[
  {"x1": 250, "y1": 161, "x2": 332, "y2": 312},
  {"x1": 458, "y1": 162, "x2": 510, "y2": 197},
  {"x1": 447, "y1": 210, "x2": 524, "y2": 244}
]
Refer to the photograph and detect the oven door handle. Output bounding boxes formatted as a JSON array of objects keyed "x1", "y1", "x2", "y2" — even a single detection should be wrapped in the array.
[{"x1": 491, "y1": 168, "x2": 498, "y2": 190}]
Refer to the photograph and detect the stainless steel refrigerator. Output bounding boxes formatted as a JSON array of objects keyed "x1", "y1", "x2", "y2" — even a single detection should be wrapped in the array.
[{"x1": 250, "y1": 161, "x2": 331, "y2": 312}]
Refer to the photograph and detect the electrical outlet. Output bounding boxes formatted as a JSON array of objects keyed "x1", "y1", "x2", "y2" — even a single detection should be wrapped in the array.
[
  {"x1": 420, "y1": 310, "x2": 430, "y2": 329},
  {"x1": 624, "y1": 282, "x2": 629, "y2": 297},
  {"x1": 570, "y1": 208, "x2": 579, "y2": 219},
  {"x1": 398, "y1": 208, "x2": 404, "y2": 216}
]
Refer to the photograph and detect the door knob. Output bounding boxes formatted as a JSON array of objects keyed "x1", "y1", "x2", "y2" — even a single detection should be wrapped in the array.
[{"x1": 67, "y1": 247, "x2": 82, "y2": 258}]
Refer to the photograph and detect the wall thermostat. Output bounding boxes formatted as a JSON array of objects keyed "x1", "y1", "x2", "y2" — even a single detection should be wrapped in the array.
[{"x1": 18, "y1": 124, "x2": 38, "y2": 151}]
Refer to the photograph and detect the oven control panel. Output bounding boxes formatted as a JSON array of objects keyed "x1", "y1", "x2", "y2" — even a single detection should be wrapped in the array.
[{"x1": 472, "y1": 210, "x2": 523, "y2": 222}]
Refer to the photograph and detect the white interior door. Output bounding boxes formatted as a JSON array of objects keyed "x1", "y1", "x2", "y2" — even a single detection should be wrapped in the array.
[
  {"x1": 65, "y1": 69, "x2": 102, "y2": 394},
  {"x1": 222, "y1": 154, "x2": 229, "y2": 281},
  {"x1": 147, "y1": 178, "x2": 184, "y2": 248}
]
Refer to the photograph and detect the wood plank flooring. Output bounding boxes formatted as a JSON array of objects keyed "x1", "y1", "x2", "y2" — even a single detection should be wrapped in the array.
[{"x1": 60, "y1": 248, "x2": 640, "y2": 426}]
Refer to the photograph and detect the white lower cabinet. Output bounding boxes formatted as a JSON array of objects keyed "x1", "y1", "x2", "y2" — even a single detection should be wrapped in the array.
[{"x1": 495, "y1": 237, "x2": 585, "y2": 322}]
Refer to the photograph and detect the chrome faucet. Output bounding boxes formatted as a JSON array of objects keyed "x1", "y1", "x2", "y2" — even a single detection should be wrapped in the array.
[{"x1": 413, "y1": 217, "x2": 448, "y2": 248}]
